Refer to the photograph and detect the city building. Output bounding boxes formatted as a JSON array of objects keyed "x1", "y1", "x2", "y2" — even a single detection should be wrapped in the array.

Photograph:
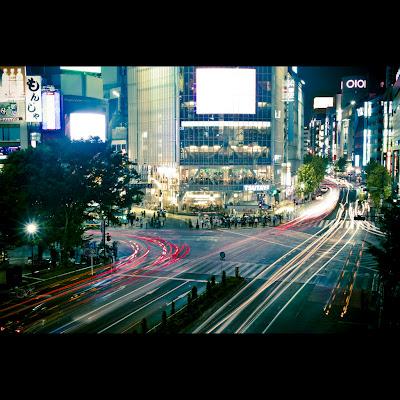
[
  {"x1": 0, "y1": 66, "x2": 30, "y2": 167},
  {"x1": 127, "y1": 66, "x2": 304, "y2": 212},
  {"x1": 391, "y1": 67, "x2": 400, "y2": 194},
  {"x1": 0, "y1": 66, "x2": 108, "y2": 167},
  {"x1": 309, "y1": 96, "x2": 335, "y2": 159},
  {"x1": 303, "y1": 126, "x2": 311, "y2": 157},
  {"x1": 102, "y1": 66, "x2": 128, "y2": 154},
  {"x1": 338, "y1": 75, "x2": 369, "y2": 163}
]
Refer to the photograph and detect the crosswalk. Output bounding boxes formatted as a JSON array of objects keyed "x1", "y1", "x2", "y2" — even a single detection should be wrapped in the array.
[
  {"x1": 291, "y1": 220, "x2": 361, "y2": 230},
  {"x1": 185, "y1": 260, "x2": 269, "y2": 279},
  {"x1": 177, "y1": 250, "x2": 379, "y2": 288}
]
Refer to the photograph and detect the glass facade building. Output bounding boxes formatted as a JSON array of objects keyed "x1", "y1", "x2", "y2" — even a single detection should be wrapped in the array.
[
  {"x1": 127, "y1": 66, "x2": 303, "y2": 211},
  {"x1": 179, "y1": 66, "x2": 273, "y2": 210}
]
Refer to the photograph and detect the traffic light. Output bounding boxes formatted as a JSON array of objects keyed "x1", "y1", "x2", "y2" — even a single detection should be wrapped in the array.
[{"x1": 106, "y1": 233, "x2": 111, "y2": 242}]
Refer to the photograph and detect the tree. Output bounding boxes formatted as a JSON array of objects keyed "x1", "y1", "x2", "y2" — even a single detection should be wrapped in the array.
[
  {"x1": 365, "y1": 160, "x2": 391, "y2": 208},
  {"x1": 0, "y1": 138, "x2": 143, "y2": 267},
  {"x1": 303, "y1": 153, "x2": 314, "y2": 165},
  {"x1": 296, "y1": 164, "x2": 319, "y2": 199},
  {"x1": 335, "y1": 156, "x2": 347, "y2": 173},
  {"x1": 310, "y1": 155, "x2": 328, "y2": 183},
  {"x1": 369, "y1": 202, "x2": 400, "y2": 328},
  {"x1": 206, "y1": 280, "x2": 212, "y2": 294},
  {"x1": 303, "y1": 154, "x2": 328, "y2": 182},
  {"x1": 191, "y1": 286, "x2": 198, "y2": 300}
]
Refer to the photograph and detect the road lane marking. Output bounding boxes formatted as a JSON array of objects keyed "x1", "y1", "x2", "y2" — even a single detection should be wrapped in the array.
[
  {"x1": 263, "y1": 224, "x2": 359, "y2": 333},
  {"x1": 22, "y1": 275, "x2": 45, "y2": 281},
  {"x1": 53, "y1": 278, "x2": 160, "y2": 332},
  {"x1": 97, "y1": 281, "x2": 188, "y2": 333},
  {"x1": 117, "y1": 273, "x2": 208, "y2": 283},
  {"x1": 194, "y1": 189, "x2": 347, "y2": 333},
  {"x1": 215, "y1": 230, "x2": 295, "y2": 248}
]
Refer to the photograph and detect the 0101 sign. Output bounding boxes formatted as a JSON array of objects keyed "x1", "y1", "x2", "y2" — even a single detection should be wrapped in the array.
[{"x1": 341, "y1": 79, "x2": 367, "y2": 90}]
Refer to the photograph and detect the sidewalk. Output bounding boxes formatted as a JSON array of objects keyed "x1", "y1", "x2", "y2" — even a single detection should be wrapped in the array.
[{"x1": 132, "y1": 200, "x2": 315, "y2": 230}]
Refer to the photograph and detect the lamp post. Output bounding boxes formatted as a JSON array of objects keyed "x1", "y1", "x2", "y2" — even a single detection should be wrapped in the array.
[{"x1": 25, "y1": 222, "x2": 38, "y2": 274}]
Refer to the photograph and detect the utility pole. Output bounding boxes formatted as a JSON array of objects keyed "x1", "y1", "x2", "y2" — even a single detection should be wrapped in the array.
[{"x1": 100, "y1": 218, "x2": 106, "y2": 261}]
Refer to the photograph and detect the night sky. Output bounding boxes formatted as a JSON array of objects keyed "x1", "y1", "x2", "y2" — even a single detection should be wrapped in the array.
[{"x1": 298, "y1": 66, "x2": 388, "y2": 125}]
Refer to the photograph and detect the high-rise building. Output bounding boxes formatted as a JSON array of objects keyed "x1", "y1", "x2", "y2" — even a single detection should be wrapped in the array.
[
  {"x1": 391, "y1": 67, "x2": 400, "y2": 194},
  {"x1": 338, "y1": 75, "x2": 368, "y2": 162},
  {"x1": 309, "y1": 96, "x2": 336, "y2": 159},
  {"x1": 127, "y1": 66, "x2": 304, "y2": 212},
  {"x1": 102, "y1": 66, "x2": 128, "y2": 154},
  {"x1": 303, "y1": 126, "x2": 311, "y2": 157}
]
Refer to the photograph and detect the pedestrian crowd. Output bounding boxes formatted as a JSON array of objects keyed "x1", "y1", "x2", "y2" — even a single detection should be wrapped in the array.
[
  {"x1": 125, "y1": 209, "x2": 167, "y2": 229},
  {"x1": 190, "y1": 211, "x2": 298, "y2": 230}
]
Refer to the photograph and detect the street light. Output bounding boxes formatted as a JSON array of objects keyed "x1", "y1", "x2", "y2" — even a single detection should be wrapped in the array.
[
  {"x1": 25, "y1": 222, "x2": 38, "y2": 273},
  {"x1": 26, "y1": 223, "x2": 38, "y2": 235}
]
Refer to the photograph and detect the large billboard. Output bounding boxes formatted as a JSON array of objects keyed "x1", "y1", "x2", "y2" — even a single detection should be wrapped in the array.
[
  {"x1": 0, "y1": 66, "x2": 26, "y2": 122},
  {"x1": 0, "y1": 66, "x2": 26, "y2": 101},
  {"x1": 0, "y1": 101, "x2": 25, "y2": 122},
  {"x1": 196, "y1": 68, "x2": 256, "y2": 114},
  {"x1": 60, "y1": 66, "x2": 101, "y2": 74},
  {"x1": 313, "y1": 97, "x2": 334, "y2": 109},
  {"x1": 69, "y1": 112, "x2": 106, "y2": 142},
  {"x1": 42, "y1": 90, "x2": 61, "y2": 130}
]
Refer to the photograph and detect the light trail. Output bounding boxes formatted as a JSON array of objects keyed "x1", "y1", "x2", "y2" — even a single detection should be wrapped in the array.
[
  {"x1": 2, "y1": 232, "x2": 191, "y2": 332},
  {"x1": 193, "y1": 194, "x2": 347, "y2": 333},
  {"x1": 262, "y1": 223, "x2": 360, "y2": 333},
  {"x1": 215, "y1": 207, "x2": 348, "y2": 333},
  {"x1": 97, "y1": 281, "x2": 188, "y2": 333},
  {"x1": 193, "y1": 183, "x2": 350, "y2": 334},
  {"x1": 235, "y1": 217, "x2": 350, "y2": 333}
]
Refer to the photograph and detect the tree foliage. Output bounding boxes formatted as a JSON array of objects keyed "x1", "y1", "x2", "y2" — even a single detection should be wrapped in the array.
[
  {"x1": 335, "y1": 156, "x2": 347, "y2": 173},
  {"x1": 300, "y1": 154, "x2": 328, "y2": 196},
  {"x1": 0, "y1": 138, "x2": 143, "y2": 265},
  {"x1": 365, "y1": 160, "x2": 391, "y2": 208},
  {"x1": 369, "y1": 202, "x2": 400, "y2": 327},
  {"x1": 296, "y1": 163, "x2": 319, "y2": 196}
]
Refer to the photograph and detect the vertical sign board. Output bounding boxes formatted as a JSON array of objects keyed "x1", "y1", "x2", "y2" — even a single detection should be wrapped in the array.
[
  {"x1": 283, "y1": 76, "x2": 295, "y2": 102},
  {"x1": 25, "y1": 76, "x2": 42, "y2": 122},
  {"x1": 42, "y1": 90, "x2": 61, "y2": 130}
]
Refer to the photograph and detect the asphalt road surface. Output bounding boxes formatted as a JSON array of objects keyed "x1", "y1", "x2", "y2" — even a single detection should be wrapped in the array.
[{"x1": 0, "y1": 177, "x2": 382, "y2": 334}]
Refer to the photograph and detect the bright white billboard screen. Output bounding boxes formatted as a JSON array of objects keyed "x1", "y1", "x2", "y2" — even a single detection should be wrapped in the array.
[
  {"x1": 61, "y1": 66, "x2": 101, "y2": 74},
  {"x1": 196, "y1": 68, "x2": 256, "y2": 114},
  {"x1": 313, "y1": 97, "x2": 334, "y2": 109},
  {"x1": 70, "y1": 113, "x2": 106, "y2": 142}
]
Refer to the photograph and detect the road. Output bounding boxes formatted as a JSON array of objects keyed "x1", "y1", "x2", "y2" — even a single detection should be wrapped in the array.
[
  {"x1": 191, "y1": 180, "x2": 382, "y2": 333},
  {"x1": 0, "y1": 177, "x2": 383, "y2": 334}
]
